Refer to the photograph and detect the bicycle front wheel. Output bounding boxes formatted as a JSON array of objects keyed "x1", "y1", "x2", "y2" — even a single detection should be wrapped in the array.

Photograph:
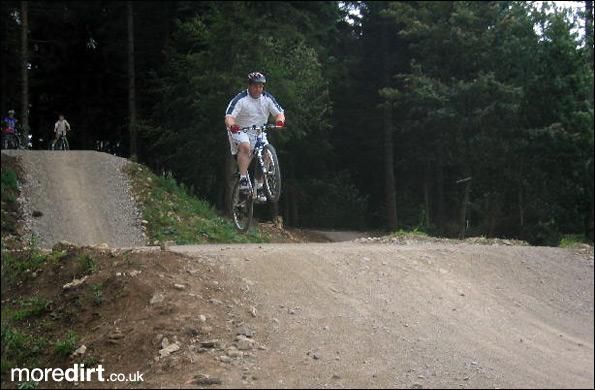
[
  {"x1": 231, "y1": 177, "x2": 254, "y2": 233},
  {"x1": 262, "y1": 144, "x2": 282, "y2": 203},
  {"x1": 57, "y1": 137, "x2": 66, "y2": 151}
]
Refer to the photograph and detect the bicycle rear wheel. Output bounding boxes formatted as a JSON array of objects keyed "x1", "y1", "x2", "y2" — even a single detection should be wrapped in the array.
[
  {"x1": 231, "y1": 177, "x2": 254, "y2": 232},
  {"x1": 262, "y1": 144, "x2": 282, "y2": 203}
]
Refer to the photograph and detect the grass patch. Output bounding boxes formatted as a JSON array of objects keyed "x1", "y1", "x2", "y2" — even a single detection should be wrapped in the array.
[
  {"x1": 17, "y1": 381, "x2": 39, "y2": 389},
  {"x1": 54, "y1": 330, "x2": 77, "y2": 358},
  {"x1": 78, "y1": 254, "x2": 96, "y2": 275},
  {"x1": 125, "y1": 163, "x2": 269, "y2": 244},
  {"x1": 391, "y1": 228, "x2": 430, "y2": 238},
  {"x1": 7, "y1": 297, "x2": 52, "y2": 321},
  {"x1": 46, "y1": 249, "x2": 68, "y2": 265},
  {"x1": 559, "y1": 234, "x2": 591, "y2": 248},
  {"x1": 82, "y1": 355, "x2": 99, "y2": 367},
  {"x1": 1, "y1": 159, "x2": 21, "y2": 238},
  {"x1": 1, "y1": 325, "x2": 47, "y2": 374},
  {"x1": 90, "y1": 283, "x2": 103, "y2": 305},
  {"x1": 1, "y1": 168, "x2": 18, "y2": 196},
  {"x1": 1, "y1": 247, "x2": 68, "y2": 290},
  {"x1": 1, "y1": 248, "x2": 48, "y2": 289}
]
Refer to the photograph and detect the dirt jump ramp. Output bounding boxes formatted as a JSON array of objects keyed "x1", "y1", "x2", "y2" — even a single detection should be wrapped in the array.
[{"x1": 3, "y1": 150, "x2": 145, "y2": 248}]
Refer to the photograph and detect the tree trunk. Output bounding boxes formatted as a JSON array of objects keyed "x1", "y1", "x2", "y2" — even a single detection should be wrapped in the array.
[
  {"x1": 80, "y1": 70, "x2": 89, "y2": 149},
  {"x1": 457, "y1": 177, "x2": 472, "y2": 239},
  {"x1": 436, "y1": 148, "x2": 445, "y2": 232},
  {"x1": 423, "y1": 161, "x2": 431, "y2": 228},
  {"x1": 587, "y1": 160, "x2": 594, "y2": 242},
  {"x1": 518, "y1": 185, "x2": 525, "y2": 231},
  {"x1": 290, "y1": 182, "x2": 299, "y2": 227},
  {"x1": 292, "y1": 192, "x2": 298, "y2": 226},
  {"x1": 127, "y1": 1, "x2": 137, "y2": 159},
  {"x1": 282, "y1": 184, "x2": 290, "y2": 225},
  {"x1": 488, "y1": 193, "x2": 501, "y2": 238},
  {"x1": 284, "y1": 161, "x2": 299, "y2": 227},
  {"x1": 586, "y1": 0, "x2": 594, "y2": 242},
  {"x1": 1, "y1": 1, "x2": 7, "y2": 115},
  {"x1": 382, "y1": 21, "x2": 398, "y2": 230},
  {"x1": 383, "y1": 108, "x2": 398, "y2": 230},
  {"x1": 21, "y1": 1, "x2": 29, "y2": 139},
  {"x1": 587, "y1": 1, "x2": 593, "y2": 107}
]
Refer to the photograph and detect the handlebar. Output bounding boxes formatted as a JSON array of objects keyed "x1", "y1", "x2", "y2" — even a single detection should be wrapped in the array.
[{"x1": 238, "y1": 123, "x2": 282, "y2": 133}]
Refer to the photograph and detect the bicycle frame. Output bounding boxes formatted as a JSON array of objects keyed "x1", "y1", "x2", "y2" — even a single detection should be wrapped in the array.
[
  {"x1": 54, "y1": 133, "x2": 69, "y2": 150},
  {"x1": 238, "y1": 123, "x2": 279, "y2": 192}
]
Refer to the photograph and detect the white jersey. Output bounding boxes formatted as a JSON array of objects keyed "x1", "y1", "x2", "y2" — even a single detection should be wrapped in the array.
[
  {"x1": 54, "y1": 119, "x2": 71, "y2": 134},
  {"x1": 225, "y1": 90, "x2": 283, "y2": 129}
]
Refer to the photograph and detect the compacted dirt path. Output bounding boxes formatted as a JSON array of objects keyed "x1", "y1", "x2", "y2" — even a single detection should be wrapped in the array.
[{"x1": 171, "y1": 242, "x2": 594, "y2": 389}]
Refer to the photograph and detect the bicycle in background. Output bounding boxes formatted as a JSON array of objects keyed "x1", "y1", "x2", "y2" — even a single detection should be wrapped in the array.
[{"x1": 51, "y1": 132, "x2": 70, "y2": 151}]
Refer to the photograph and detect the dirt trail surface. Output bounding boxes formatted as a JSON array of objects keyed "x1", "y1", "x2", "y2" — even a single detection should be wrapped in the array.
[
  {"x1": 168, "y1": 242, "x2": 594, "y2": 389},
  {"x1": 303, "y1": 230, "x2": 381, "y2": 242},
  {"x1": 1, "y1": 150, "x2": 145, "y2": 248}
]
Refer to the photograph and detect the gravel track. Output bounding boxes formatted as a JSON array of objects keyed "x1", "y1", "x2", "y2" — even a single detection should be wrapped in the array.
[{"x1": 2, "y1": 150, "x2": 145, "y2": 248}]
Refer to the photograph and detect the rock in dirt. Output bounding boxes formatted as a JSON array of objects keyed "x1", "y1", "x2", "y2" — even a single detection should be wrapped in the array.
[
  {"x1": 191, "y1": 374, "x2": 222, "y2": 385},
  {"x1": 159, "y1": 343, "x2": 180, "y2": 357},
  {"x1": 150, "y1": 293, "x2": 165, "y2": 304},
  {"x1": 63, "y1": 275, "x2": 89, "y2": 290}
]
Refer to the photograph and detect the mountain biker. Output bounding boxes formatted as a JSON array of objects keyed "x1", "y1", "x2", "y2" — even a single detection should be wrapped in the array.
[
  {"x1": 51, "y1": 114, "x2": 71, "y2": 149},
  {"x1": 1, "y1": 109, "x2": 18, "y2": 134},
  {"x1": 225, "y1": 71, "x2": 285, "y2": 201}
]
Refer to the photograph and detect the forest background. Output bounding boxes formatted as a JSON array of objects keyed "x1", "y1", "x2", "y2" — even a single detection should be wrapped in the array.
[{"x1": 1, "y1": 1, "x2": 593, "y2": 245}]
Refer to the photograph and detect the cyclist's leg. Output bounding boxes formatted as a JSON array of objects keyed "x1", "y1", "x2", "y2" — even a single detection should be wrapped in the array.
[
  {"x1": 58, "y1": 132, "x2": 65, "y2": 149},
  {"x1": 51, "y1": 133, "x2": 58, "y2": 149},
  {"x1": 229, "y1": 131, "x2": 252, "y2": 177},
  {"x1": 237, "y1": 142, "x2": 252, "y2": 177}
]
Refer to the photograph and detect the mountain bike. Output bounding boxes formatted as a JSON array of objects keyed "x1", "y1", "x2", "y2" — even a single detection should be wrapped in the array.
[
  {"x1": 230, "y1": 123, "x2": 282, "y2": 232},
  {"x1": 1, "y1": 131, "x2": 18, "y2": 149},
  {"x1": 96, "y1": 139, "x2": 121, "y2": 156},
  {"x1": 1, "y1": 127, "x2": 32, "y2": 150},
  {"x1": 52, "y1": 132, "x2": 70, "y2": 151}
]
